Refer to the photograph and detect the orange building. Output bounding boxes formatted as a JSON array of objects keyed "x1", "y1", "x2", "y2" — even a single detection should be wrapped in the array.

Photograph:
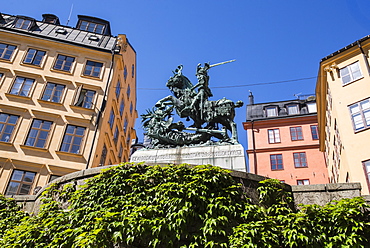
[
  {"x1": 243, "y1": 93, "x2": 328, "y2": 185},
  {"x1": 0, "y1": 13, "x2": 137, "y2": 195}
]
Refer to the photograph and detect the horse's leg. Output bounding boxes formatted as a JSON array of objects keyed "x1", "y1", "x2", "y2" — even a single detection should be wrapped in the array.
[{"x1": 230, "y1": 120, "x2": 238, "y2": 143}]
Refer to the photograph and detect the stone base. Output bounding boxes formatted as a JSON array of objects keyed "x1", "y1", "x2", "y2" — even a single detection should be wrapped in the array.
[{"x1": 130, "y1": 144, "x2": 247, "y2": 172}]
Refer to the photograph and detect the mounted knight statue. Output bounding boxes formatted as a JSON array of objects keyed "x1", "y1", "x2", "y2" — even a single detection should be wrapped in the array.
[{"x1": 142, "y1": 61, "x2": 243, "y2": 148}]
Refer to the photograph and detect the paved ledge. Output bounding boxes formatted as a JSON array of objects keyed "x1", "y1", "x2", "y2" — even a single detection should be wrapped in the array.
[{"x1": 292, "y1": 183, "x2": 361, "y2": 192}]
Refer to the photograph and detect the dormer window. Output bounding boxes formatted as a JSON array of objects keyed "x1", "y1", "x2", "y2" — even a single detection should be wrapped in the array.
[
  {"x1": 287, "y1": 104, "x2": 299, "y2": 115},
  {"x1": 265, "y1": 106, "x2": 278, "y2": 117},
  {"x1": 76, "y1": 15, "x2": 111, "y2": 36},
  {"x1": 42, "y1": 14, "x2": 60, "y2": 25},
  {"x1": 14, "y1": 16, "x2": 34, "y2": 30},
  {"x1": 79, "y1": 20, "x2": 105, "y2": 34}
]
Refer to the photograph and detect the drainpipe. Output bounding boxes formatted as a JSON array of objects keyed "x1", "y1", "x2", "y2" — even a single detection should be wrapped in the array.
[
  {"x1": 86, "y1": 46, "x2": 117, "y2": 169},
  {"x1": 251, "y1": 120, "x2": 257, "y2": 174},
  {"x1": 357, "y1": 41, "x2": 370, "y2": 75}
]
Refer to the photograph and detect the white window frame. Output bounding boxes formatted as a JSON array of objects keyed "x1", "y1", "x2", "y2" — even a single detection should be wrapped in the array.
[
  {"x1": 286, "y1": 104, "x2": 299, "y2": 115},
  {"x1": 348, "y1": 98, "x2": 370, "y2": 132},
  {"x1": 268, "y1": 129, "x2": 280, "y2": 143},
  {"x1": 340, "y1": 61, "x2": 363, "y2": 86},
  {"x1": 265, "y1": 106, "x2": 278, "y2": 117}
]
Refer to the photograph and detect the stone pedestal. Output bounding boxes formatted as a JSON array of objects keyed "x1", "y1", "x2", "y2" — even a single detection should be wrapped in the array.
[{"x1": 130, "y1": 144, "x2": 247, "y2": 172}]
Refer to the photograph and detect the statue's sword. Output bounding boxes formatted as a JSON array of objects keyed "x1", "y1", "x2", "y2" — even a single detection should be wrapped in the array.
[{"x1": 209, "y1": 59, "x2": 236, "y2": 68}]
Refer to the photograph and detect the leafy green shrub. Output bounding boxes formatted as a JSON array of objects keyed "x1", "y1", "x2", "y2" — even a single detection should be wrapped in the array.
[{"x1": 0, "y1": 163, "x2": 369, "y2": 248}]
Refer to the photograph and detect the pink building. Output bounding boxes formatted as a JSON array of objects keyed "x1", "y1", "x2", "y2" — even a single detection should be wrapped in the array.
[{"x1": 243, "y1": 93, "x2": 328, "y2": 185}]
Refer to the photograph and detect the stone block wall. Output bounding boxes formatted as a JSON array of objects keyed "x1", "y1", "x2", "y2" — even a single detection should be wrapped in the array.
[{"x1": 8, "y1": 165, "x2": 369, "y2": 213}]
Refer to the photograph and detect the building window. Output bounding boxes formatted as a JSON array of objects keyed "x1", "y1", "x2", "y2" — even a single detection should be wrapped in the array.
[
  {"x1": 5, "y1": 170, "x2": 36, "y2": 195},
  {"x1": 290, "y1": 126, "x2": 303, "y2": 141},
  {"x1": 41, "y1": 83, "x2": 65, "y2": 103},
  {"x1": 268, "y1": 129, "x2": 280, "y2": 143},
  {"x1": 124, "y1": 66, "x2": 128, "y2": 80},
  {"x1": 74, "y1": 87, "x2": 95, "y2": 109},
  {"x1": 349, "y1": 98, "x2": 370, "y2": 131},
  {"x1": 127, "y1": 85, "x2": 131, "y2": 98},
  {"x1": 0, "y1": 113, "x2": 19, "y2": 142},
  {"x1": 53, "y1": 54, "x2": 75, "y2": 72},
  {"x1": 340, "y1": 61, "x2": 362, "y2": 85},
  {"x1": 115, "y1": 80, "x2": 121, "y2": 98},
  {"x1": 307, "y1": 102, "x2": 317, "y2": 113},
  {"x1": 293, "y1": 152, "x2": 307, "y2": 168},
  {"x1": 10, "y1": 76, "x2": 34, "y2": 97},
  {"x1": 265, "y1": 106, "x2": 277, "y2": 117},
  {"x1": 99, "y1": 144, "x2": 107, "y2": 166},
  {"x1": 109, "y1": 110, "x2": 115, "y2": 129},
  {"x1": 14, "y1": 18, "x2": 32, "y2": 30},
  {"x1": 23, "y1": 49, "x2": 46, "y2": 66},
  {"x1": 363, "y1": 160, "x2": 370, "y2": 190},
  {"x1": 126, "y1": 134, "x2": 131, "y2": 146},
  {"x1": 132, "y1": 64, "x2": 135, "y2": 78},
  {"x1": 118, "y1": 143, "x2": 123, "y2": 160},
  {"x1": 119, "y1": 101, "x2": 124, "y2": 116},
  {"x1": 113, "y1": 126, "x2": 119, "y2": 145},
  {"x1": 124, "y1": 119, "x2": 128, "y2": 132},
  {"x1": 60, "y1": 125, "x2": 85, "y2": 154},
  {"x1": 25, "y1": 119, "x2": 52, "y2": 148},
  {"x1": 310, "y1": 125, "x2": 319, "y2": 140},
  {"x1": 83, "y1": 60, "x2": 103, "y2": 77},
  {"x1": 287, "y1": 104, "x2": 299, "y2": 115},
  {"x1": 270, "y1": 154, "x2": 283, "y2": 170},
  {"x1": 297, "y1": 179, "x2": 310, "y2": 185},
  {"x1": 130, "y1": 102, "x2": 133, "y2": 114},
  {"x1": 79, "y1": 21, "x2": 105, "y2": 34},
  {"x1": 0, "y1": 43, "x2": 16, "y2": 60}
]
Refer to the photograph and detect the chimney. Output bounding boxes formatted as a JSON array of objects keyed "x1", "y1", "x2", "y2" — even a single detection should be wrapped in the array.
[{"x1": 248, "y1": 91, "x2": 254, "y2": 105}]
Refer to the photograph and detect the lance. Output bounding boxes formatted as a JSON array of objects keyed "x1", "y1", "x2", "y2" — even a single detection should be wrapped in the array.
[{"x1": 209, "y1": 59, "x2": 236, "y2": 68}]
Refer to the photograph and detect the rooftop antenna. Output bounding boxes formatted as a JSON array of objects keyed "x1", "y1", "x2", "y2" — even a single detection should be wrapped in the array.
[
  {"x1": 66, "y1": 3, "x2": 73, "y2": 26},
  {"x1": 294, "y1": 93, "x2": 302, "y2": 99}
]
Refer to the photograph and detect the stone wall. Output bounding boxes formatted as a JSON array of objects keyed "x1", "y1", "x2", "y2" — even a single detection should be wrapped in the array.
[{"x1": 8, "y1": 165, "x2": 369, "y2": 213}]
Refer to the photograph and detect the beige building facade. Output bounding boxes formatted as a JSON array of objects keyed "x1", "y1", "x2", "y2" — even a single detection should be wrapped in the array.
[
  {"x1": 0, "y1": 13, "x2": 137, "y2": 195},
  {"x1": 316, "y1": 35, "x2": 370, "y2": 195}
]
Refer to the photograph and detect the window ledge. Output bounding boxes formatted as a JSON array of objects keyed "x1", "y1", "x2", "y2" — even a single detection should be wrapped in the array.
[
  {"x1": 80, "y1": 74, "x2": 103, "y2": 81},
  {"x1": 271, "y1": 169, "x2": 284, "y2": 171},
  {"x1": 354, "y1": 126, "x2": 370, "y2": 134},
  {"x1": 55, "y1": 150, "x2": 83, "y2": 157},
  {"x1": 20, "y1": 62, "x2": 44, "y2": 70},
  {"x1": 294, "y1": 166, "x2": 308, "y2": 169},
  {"x1": 37, "y1": 99, "x2": 63, "y2": 105},
  {"x1": 0, "y1": 58, "x2": 14, "y2": 64},
  {"x1": 0, "y1": 140, "x2": 14, "y2": 146},
  {"x1": 50, "y1": 68, "x2": 73, "y2": 75},
  {"x1": 4, "y1": 93, "x2": 31, "y2": 99},
  {"x1": 70, "y1": 105, "x2": 95, "y2": 112},
  {"x1": 20, "y1": 145, "x2": 49, "y2": 152},
  {"x1": 342, "y1": 76, "x2": 364, "y2": 87}
]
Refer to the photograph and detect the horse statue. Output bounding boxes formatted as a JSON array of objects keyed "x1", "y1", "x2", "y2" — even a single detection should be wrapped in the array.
[{"x1": 153, "y1": 64, "x2": 243, "y2": 145}]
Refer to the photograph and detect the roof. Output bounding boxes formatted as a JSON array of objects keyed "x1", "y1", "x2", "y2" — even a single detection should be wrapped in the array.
[
  {"x1": 321, "y1": 34, "x2": 370, "y2": 62},
  {"x1": 0, "y1": 13, "x2": 117, "y2": 52},
  {"x1": 246, "y1": 97, "x2": 317, "y2": 122}
]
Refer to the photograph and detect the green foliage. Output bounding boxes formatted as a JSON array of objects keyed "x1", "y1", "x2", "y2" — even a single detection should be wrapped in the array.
[{"x1": 0, "y1": 163, "x2": 369, "y2": 248}]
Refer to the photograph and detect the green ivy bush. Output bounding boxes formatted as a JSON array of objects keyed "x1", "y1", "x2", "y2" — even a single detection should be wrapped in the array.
[{"x1": 0, "y1": 163, "x2": 369, "y2": 248}]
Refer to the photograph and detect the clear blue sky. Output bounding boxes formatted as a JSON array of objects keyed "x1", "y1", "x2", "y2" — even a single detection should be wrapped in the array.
[{"x1": 3, "y1": 0, "x2": 370, "y2": 153}]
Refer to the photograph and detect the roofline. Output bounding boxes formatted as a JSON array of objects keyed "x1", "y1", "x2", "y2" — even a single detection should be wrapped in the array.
[
  {"x1": 321, "y1": 34, "x2": 370, "y2": 62},
  {"x1": 0, "y1": 27, "x2": 115, "y2": 53},
  {"x1": 247, "y1": 97, "x2": 315, "y2": 106},
  {"x1": 245, "y1": 112, "x2": 317, "y2": 122}
]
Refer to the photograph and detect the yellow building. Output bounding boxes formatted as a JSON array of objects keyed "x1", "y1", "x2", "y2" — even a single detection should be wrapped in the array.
[
  {"x1": 0, "y1": 13, "x2": 137, "y2": 195},
  {"x1": 316, "y1": 35, "x2": 370, "y2": 195}
]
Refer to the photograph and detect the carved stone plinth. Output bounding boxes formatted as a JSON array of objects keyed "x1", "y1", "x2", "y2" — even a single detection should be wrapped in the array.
[{"x1": 130, "y1": 144, "x2": 247, "y2": 172}]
